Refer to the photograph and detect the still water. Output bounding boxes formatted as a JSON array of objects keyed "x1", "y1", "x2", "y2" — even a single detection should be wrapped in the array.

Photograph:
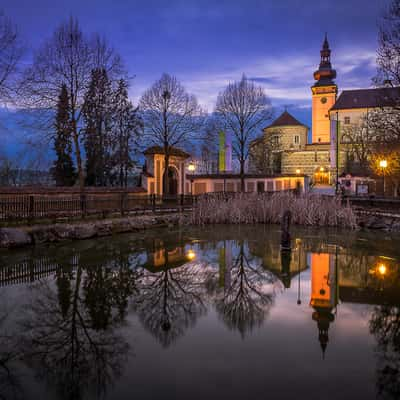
[{"x1": 0, "y1": 225, "x2": 400, "y2": 400}]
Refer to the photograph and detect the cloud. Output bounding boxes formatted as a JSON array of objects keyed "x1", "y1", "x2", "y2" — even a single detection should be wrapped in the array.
[{"x1": 147, "y1": 45, "x2": 378, "y2": 113}]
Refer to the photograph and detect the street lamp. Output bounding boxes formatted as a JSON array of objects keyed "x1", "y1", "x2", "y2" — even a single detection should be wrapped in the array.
[
  {"x1": 186, "y1": 249, "x2": 196, "y2": 261},
  {"x1": 378, "y1": 263, "x2": 387, "y2": 276},
  {"x1": 379, "y1": 159, "x2": 387, "y2": 196},
  {"x1": 188, "y1": 162, "x2": 195, "y2": 195}
]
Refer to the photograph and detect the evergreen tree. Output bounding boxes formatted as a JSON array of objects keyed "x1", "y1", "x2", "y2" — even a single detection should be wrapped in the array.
[
  {"x1": 82, "y1": 68, "x2": 113, "y2": 186},
  {"x1": 111, "y1": 79, "x2": 142, "y2": 187},
  {"x1": 52, "y1": 84, "x2": 76, "y2": 186}
]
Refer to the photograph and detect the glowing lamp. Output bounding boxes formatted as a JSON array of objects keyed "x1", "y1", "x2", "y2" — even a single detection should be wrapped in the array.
[
  {"x1": 319, "y1": 167, "x2": 324, "y2": 172},
  {"x1": 378, "y1": 263, "x2": 387, "y2": 276},
  {"x1": 296, "y1": 169, "x2": 301, "y2": 175},
  {"x1": 186, "y1": 249, "x2": 196, "y2": 261},
  {"x1": 379, "y1": 160, "x2": 387, "y2": 169},
  {"x1": 188, "y1": 163, "x2": 196, "y2": 172}
]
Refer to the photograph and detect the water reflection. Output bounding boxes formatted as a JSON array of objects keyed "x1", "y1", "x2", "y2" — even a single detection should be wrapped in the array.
[
  {"x1": 0, "y1": 226, "x2": 400, "y2": 399},
  {"x1": 132, "y1": 238, "x2": 208, "y2": 347},
  {"x1": 213, "y1": 241, "x2": 276, "y2": 337},
  {"x1": 8, "y1": 260, "x2": 137, "y2": 400},
  {"x1": 309, "y1": 251, "x2": 338, "y2": 358}
]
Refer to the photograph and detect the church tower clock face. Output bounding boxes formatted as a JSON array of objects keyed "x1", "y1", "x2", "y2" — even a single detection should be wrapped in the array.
[{"x1": 311, "y1": 34, "x2": 337, "y2": 144}]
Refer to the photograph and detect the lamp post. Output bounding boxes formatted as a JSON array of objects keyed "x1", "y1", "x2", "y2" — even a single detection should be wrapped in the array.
[
  {"x1": 188, "y1": 162, "x2": 195, "y2": 196},
  {"x1": 379, "y1": 159, "x2": 387, "y2": 197}
]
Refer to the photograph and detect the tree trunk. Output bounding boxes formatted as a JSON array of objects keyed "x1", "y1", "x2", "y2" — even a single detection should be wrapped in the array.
[
  {"x1": 72, "y1": 128, "x2": 84, "y2": 191},
  {"x1": 240, "y1": 158, "x2": 245, "y2": 192}
]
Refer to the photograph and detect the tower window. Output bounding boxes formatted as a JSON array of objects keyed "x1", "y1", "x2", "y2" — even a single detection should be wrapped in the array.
[
  {"x1": 344, "y1": 116, "x2": 350, "y2": 125},
  {"x1": 272, "y1": 135, "x2": 280, "y2": 146},
  {"x1": 294, "y1": 135, "x2": 300, "y2": 144}
]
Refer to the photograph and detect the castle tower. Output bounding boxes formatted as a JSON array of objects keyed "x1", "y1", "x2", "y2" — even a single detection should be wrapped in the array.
[
  {"x1": 309, "y1": 253, "x2": 337, "y2": 359},
  {"x1": 311, "y1": 34, "x2": 337, "y2": 144}
]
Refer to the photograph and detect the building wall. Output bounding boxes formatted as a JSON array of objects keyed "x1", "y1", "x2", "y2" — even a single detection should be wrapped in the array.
[
  {"x1": 144, "y1": 153, "x2": 188, "y2": 195},
  {"x1": 312, "y1": 84, "x2": 337, "y2": 143},
  {"x1": 191, "y1": 176, "x2": 308, "y2": 194},
  {"x1": 264, "y1": 125, "x2": 308, "y2": 151},
  {"x1": 281, "y1": 150, "x2": 331, "y2": 177}
]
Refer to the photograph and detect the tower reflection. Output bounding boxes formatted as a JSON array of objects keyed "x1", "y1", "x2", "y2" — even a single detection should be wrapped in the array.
[{"x1": 309, "y1": 251, "x2": 337, "y2": 358}]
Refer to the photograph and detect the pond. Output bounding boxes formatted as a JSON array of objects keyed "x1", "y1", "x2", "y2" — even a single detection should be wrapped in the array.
[{"x1": 0, "y1": 225, "x2": 400, "y2": 400}]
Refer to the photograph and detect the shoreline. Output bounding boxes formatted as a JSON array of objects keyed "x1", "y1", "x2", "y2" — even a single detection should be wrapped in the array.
[{"x1": 1, "y1": 209, "x2": 400, "y2": 250}]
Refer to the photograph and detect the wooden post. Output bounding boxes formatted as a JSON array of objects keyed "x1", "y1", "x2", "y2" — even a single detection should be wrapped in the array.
[
  {"x1": 120, "y1": 192, "x2": 126, "y2": 216},
  {"x1": 28, "y1": 195, "x2": 34, "y2": 224},
  {"x1": 280, "y1": 210, "x2": 291, "y2": 250},
  {"x1": 80, "y1": 193, "x2": 86, "y2": 218}
]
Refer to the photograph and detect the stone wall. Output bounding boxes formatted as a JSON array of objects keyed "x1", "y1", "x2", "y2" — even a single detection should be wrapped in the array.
[{"x1": 264, "y1": 125, "x2": 308, "y2": 151}]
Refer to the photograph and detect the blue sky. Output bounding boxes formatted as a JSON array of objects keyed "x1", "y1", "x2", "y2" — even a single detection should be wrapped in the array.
[{"x1": 0, "y1": 0, "x2": 388, "y2": 160}]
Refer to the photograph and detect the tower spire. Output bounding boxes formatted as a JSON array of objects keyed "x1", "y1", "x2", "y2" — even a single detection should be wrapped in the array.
[{"x1": 313, "y1": 34, "x2": 336, "y2": 85}]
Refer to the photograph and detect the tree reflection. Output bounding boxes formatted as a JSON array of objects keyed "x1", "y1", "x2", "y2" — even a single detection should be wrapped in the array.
[
  {"x1": 214, "y1": 241, "x2": 277, "y2": 337},
  {"x1": 369, "y1": 263, "x2": 400, "y2": 399},
  {"x1": 370, "y1": 304, "x2": 400, "y2": 399},
  {"x1": 0, "y1": 299, "x2": 23, "y2": 400},
  {"x1": 19, "y1": 262, "x2": 137, "y2": 400},
  {"x1": 133, "y1": 258, "x2": 207, "y2": 347}
]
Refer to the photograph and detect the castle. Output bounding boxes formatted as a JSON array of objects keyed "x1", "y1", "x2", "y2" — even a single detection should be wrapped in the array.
[
  {"x1": 142, "y1": 35, "x2": 400, "y2": 196},
  {"x1": 252, "y1": 34, "x2": 400, "y2": 187}
]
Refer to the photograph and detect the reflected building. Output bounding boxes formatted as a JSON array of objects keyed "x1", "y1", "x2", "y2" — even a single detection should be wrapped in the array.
[
  {"x1": 309, "y1": 252, "x2": 337, "y2": 358},
  {"x1": 248, "y1": 237, "x2": 308, "y2": 289},
  {"x1": 143, "y1": 238, "x2": 195, "y2": 272}
]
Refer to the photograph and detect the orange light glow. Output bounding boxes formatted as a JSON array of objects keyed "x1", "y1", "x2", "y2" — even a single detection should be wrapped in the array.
[
  {"x1": 186, "y1": 249, "x2": 196, "y2": 260},
  {"x1": 378, "y1": 263, "x2": 387, "y2": 276},
  {"x1": 379, "y1": 160, "x2": 388, "y2": 169}
]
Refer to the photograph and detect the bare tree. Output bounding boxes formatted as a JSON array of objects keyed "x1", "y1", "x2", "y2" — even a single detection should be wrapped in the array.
[
  {"x1": 375, "y1": 0, "x2": 400, "y2": 86},
  {"x1": 198, "y1": 114, "x2": 220, "y2": 173},
  {"x1": 215, "y1": 75, "x2": 273, "y2": 190},
  {"x1": 0, "y1": 11, "x2": 22, "y2": 103},
  {"x1": 20, "y1": 17, "x2": 123, "y2": 190},
  {"x1": 340, "y1": 115, "x2": 377, "y2": 174},
  {"x1": 139, "y1": 73, "x2": 203, "y2": 195},
  {"x1": 249, "y1": 130, "x2": 282, "y2": 174}
]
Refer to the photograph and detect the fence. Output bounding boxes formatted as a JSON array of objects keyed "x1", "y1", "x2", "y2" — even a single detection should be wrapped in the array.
[{"x1": 0, "y1": 191, "x2": 195, "y2": 223}]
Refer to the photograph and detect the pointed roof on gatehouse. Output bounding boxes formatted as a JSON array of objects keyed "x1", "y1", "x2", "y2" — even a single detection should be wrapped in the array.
[{"x1": 264, "y1": 111, "x2": 307, "y2": 130}]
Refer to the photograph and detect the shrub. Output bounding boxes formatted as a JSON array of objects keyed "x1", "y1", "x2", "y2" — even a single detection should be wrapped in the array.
[{"x1": 191, "y1": 192, "x2": 357, "y2": 228}]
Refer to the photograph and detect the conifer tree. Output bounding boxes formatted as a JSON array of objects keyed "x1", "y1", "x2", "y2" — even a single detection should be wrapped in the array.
[
  {"x1": 82, "y1": 68, "x2": 113, "y2": 186},
  {"x1": 112, "y1": 78, "x2": 142, "y2": 187},
  {"x1": 52, "y1": 84, "x2": 76, "y2": 186}
]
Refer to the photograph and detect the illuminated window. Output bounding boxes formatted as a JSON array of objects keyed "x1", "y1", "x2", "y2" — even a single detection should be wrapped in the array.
[{"x1": 344, "y1": 116, "x2": 350, "y2": 124}]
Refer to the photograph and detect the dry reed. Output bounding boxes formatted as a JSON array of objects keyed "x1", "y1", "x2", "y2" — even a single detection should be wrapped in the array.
[{"x1": 191, "y1": 192, "x2": 357, "y2": 228}]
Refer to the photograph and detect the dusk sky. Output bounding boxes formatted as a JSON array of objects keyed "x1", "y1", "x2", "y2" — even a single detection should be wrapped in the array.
[
  {"x1": 3, "y1": 0, "x2": 387, "y2": 110},
  {"x1": 0, "y1": 0, "x2": 389, "y2": 159}
]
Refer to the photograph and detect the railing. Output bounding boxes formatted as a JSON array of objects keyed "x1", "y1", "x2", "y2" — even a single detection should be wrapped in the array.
[
  {"x1": 0, "y1": 193, "x2": 195, "y2": 223},
  {"x1": 343, "y1": 195, "x2": 400, "y2": 212}
]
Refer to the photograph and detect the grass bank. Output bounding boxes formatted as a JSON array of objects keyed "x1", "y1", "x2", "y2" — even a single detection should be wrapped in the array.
[{"x1": 191, "y1": 192, "x2": 357, "y2": 229}]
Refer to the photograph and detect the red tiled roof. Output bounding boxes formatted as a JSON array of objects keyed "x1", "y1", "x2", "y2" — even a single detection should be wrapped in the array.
[
  {"x1": 264, "y1": 111, "x2": 307, "y2": 129},
  {"x1": 330, "y1": 87, "x2": 400, "y2": 111}
]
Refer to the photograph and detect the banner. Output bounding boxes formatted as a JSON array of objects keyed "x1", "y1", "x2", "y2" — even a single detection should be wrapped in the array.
[{"x1": 330, "y1": 119, "x2": 337, "y2": 169}]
